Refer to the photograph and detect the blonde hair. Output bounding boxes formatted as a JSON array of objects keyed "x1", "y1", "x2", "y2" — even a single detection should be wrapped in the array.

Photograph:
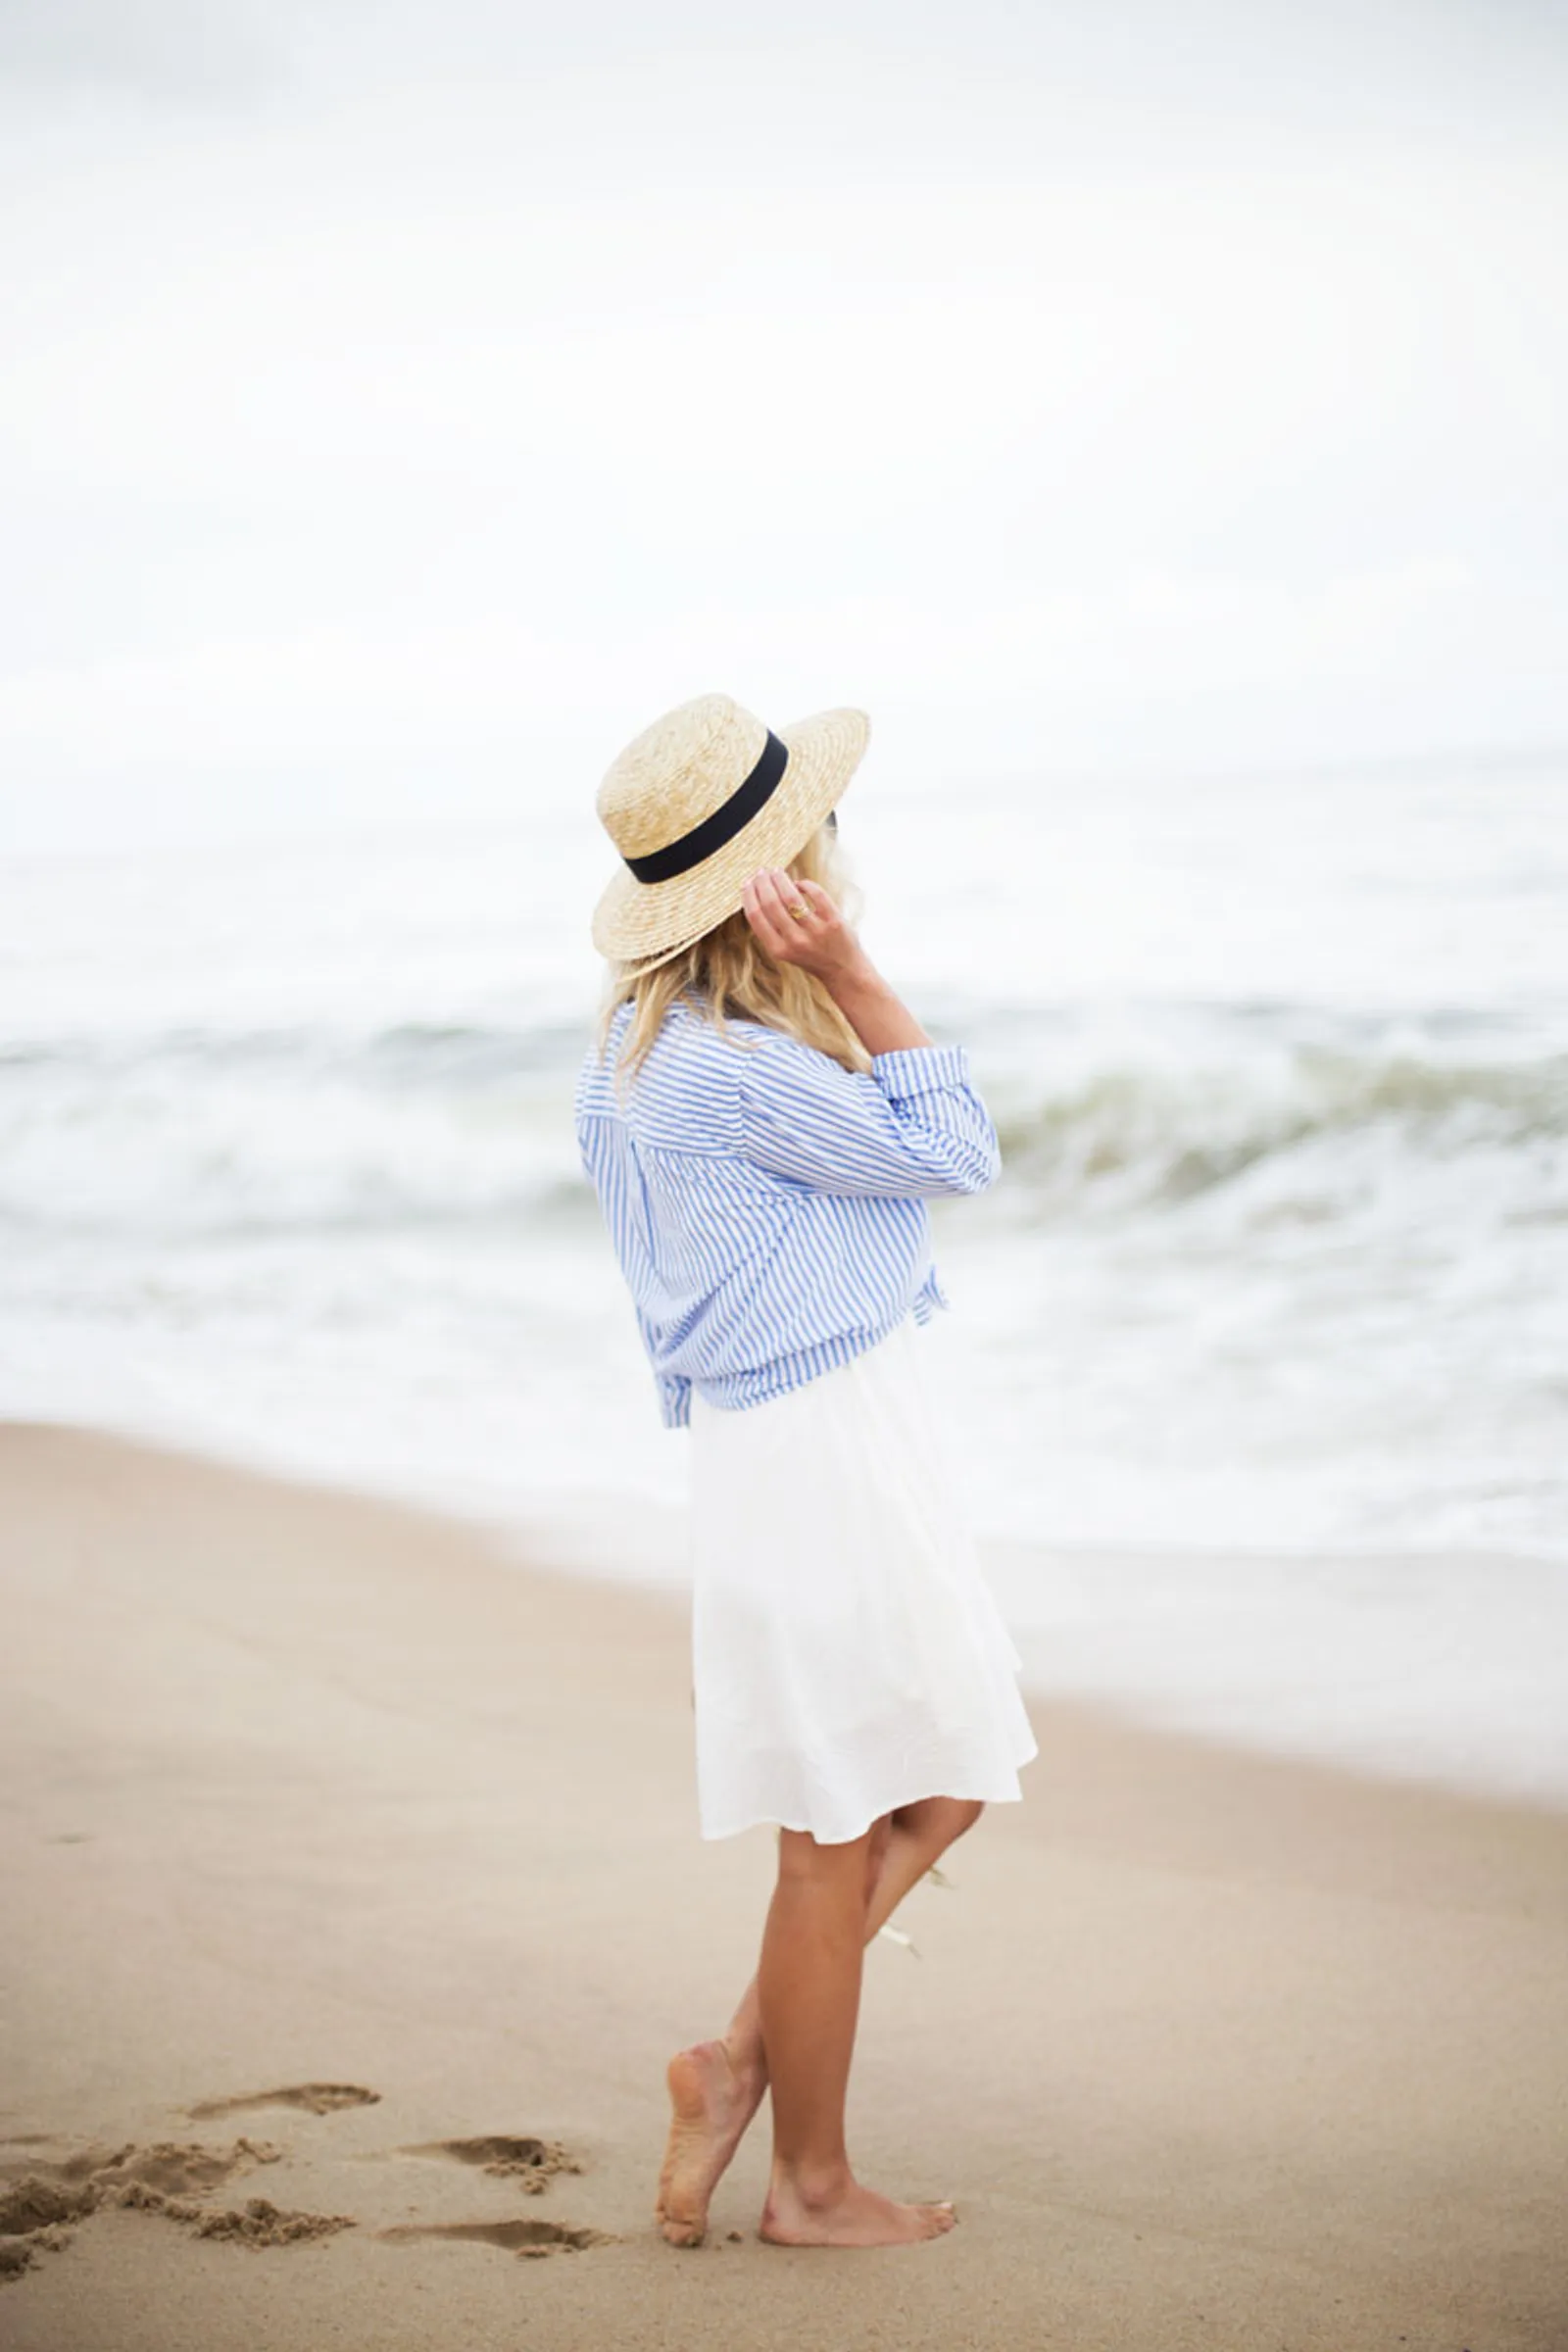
[{"x1": 592, "y1": 821, "x2": 872, "y2": 1088}]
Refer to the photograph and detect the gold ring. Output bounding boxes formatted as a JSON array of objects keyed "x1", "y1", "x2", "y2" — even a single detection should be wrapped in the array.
[{"x1": 788, "y1": 904, "x2": 809, "y2": 920}]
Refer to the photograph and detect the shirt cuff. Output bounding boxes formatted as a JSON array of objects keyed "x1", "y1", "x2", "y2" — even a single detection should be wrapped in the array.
[
  {"x1": 869, "y1": 1043, "x2": 971, "y2": 1099},
  {"x1": 658, "y1": 1374, "x2": 692, "y2": 1430}
]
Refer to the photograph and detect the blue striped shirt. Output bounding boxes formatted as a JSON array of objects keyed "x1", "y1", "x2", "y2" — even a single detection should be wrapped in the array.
[{"x1": 573, "y1": 994, "x2": 1001, "y2": 1428}]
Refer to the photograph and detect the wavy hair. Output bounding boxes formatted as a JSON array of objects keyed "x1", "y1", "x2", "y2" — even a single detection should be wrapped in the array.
[{"x1": 592, "y1": 821, "x2": 872, "y2": 1089}]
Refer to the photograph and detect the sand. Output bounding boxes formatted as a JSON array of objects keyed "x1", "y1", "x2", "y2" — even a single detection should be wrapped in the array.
[{"x1": 1, "y1": 1421, "x2": 1564, "y2": 2351}]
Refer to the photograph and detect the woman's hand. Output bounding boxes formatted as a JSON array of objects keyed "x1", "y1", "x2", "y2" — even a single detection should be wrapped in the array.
[
  {"x1": 742, "y1": 865, "x2": 934, "y2": 1051},
  {"x1": 741, "y1": 867, "x2": 869, "y2": 986}
]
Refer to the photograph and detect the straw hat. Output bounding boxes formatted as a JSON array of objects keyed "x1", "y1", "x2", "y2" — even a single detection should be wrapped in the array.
[{"x1": 590, "y1": 693, "x2": 870, "y2": 968}]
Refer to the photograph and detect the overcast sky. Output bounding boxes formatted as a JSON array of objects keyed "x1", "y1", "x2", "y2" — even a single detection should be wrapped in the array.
[{"x1": 2, "y1": 0, "x2": 1565, "y2": 852}]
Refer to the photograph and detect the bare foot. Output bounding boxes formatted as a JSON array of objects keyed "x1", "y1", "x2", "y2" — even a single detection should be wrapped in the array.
[
  {"x1": 760, "y1": 2168, "x2": 957, "y2": 2248},
  {"x1": 656, "y1": 2039, "x2": 767, "y2": 2247}
]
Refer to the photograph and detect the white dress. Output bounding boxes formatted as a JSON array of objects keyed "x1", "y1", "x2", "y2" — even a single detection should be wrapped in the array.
[{"x1": 687, "y1": 1311, "x2": 1039, "y2": 1844}]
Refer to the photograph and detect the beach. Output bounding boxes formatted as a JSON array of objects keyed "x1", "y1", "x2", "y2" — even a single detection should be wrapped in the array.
[
  {"x1": 7, "y1": 8, "x2": 1567, "y2": 2340},
  {"x1": 3, "y1": 1420, "x2": 1564, "y2": 2351}
]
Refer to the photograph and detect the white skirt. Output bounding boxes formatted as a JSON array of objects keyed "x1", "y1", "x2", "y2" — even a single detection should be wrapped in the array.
[{"x1": 688, "y1": 1312, "x2": 1039, "y2": 1844}]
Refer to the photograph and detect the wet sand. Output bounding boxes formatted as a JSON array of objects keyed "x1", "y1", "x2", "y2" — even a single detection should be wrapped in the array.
[{"x1": 2, "y1": 1421, "x2": 1564, "y2": 2350}]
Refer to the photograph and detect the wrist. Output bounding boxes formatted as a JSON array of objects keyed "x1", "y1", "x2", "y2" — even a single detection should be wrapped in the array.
[
  {"x1": 821, "y1": 950, "x2": 886, "y2": 1005},
  {"x1": 821, "y1": 956, "x2": 933, "y2": 1054}
]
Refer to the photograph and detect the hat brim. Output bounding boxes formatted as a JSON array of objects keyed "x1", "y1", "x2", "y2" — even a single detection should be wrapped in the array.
[{"x1": 589, "y1": 706, "x2": 870, "y2": 967}]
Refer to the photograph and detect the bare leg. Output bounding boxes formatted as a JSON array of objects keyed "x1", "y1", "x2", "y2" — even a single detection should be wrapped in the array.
[
  {"x1": 726, "y1": 1798, "x2": 981, "y2": 2078},
  {"x1": 656, "y1": 1797, "x2": 982, "y2": 2245},
  {"x1": 756, "y1": 1821, "x2": 960, "y2": 2246}
]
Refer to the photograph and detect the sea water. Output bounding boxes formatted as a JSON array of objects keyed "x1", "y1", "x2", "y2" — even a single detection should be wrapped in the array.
[{"x1": 3, "y1": 755, "x2": 1565, "y2": 1800}]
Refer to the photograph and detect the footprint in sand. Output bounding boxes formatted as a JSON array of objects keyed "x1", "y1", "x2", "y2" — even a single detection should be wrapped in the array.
[
  {"x1": 373, "y1": 2133, "x2": 607, "y2": 2256},
  {"x1": 394, "y1": 2135, "x2": 584, "y2": 2194},
  {"x1": 378, "y1": 2218, "x2": 608, "y2": 2260},
  {"x1": 0, "y1": 2136, "x2": 353, "y2": 2282},
  {"x1": 186, "y1": 2083, "x2": 380, "y2": 2121}
]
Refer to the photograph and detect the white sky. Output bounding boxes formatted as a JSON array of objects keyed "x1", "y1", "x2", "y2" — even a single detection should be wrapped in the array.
[{"x1": 1, "y1": 0, "x2": 1566, "y2": 850}]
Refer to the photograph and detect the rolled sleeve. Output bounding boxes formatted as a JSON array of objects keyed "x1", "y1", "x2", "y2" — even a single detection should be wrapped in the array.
[
  {"x1": 868, "y1": 1042, "x2": 973, "y2": 1100},
  {"x1": 738, "y1": 1030, "x2": 1001, "y2": 1199}
]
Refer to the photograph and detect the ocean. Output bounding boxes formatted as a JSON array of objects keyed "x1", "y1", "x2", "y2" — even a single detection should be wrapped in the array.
[{"x1": 3, "y1": 752, "x2": 1565, "y2": 1801}]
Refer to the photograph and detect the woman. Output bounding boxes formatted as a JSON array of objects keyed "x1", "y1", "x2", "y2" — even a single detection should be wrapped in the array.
[{"x1": 574, "y1": 693, "x2": 1037, "y2": 2251}]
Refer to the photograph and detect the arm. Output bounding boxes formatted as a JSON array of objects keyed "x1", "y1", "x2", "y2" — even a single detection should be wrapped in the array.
[
  {"x1": 739, "y1": 1029, "x2": 1000, "y2": 1197},
  {"x1": 737, "y1": 863, "x2": 1000, "y2": 1198}
]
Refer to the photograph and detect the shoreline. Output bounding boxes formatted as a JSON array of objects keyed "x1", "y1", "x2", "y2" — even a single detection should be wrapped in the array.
[
  {"x1": 3, "y1": 1418, "x2": 1566, "y2": 2350},
  {"x1": 7, "y1": 1396, "x2": 1567, "y2": 1816}
]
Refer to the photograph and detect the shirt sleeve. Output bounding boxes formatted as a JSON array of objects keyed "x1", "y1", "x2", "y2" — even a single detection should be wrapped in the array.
[{"x1": 737, "y1": 1032, "x2": 1002, "y2": 1200}]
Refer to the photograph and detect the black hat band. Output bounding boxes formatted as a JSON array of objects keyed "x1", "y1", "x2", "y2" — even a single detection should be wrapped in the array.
[{"x1": 624, "y1": 730, "x2": 790, "y2": 885}]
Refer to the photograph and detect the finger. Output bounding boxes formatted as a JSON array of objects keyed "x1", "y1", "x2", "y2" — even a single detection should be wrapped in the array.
[
  {"x1": 759, "y1": 868, "x2": 815, "y2": 957},
  {"x1": 754, "y1": 867, "x2": 802, "y2": 933},
  {"x1": 743, "y1": 870, "x2": 791, "y2": 956},
  {"x1": 795, "y1": 876, "x2": 837, "y2": 921},
  {"x1": 765, "y1": 867, "x2": 816, "y2": 925}
]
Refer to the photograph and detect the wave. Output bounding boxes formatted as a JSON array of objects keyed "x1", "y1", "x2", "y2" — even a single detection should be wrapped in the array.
[
  {"x1": 0, "y1": 1016, "x2": 589, "y2": 1087},
  {"x1": 0, "y1": 1019, "x2": 596, "y2": 1239},
  {"x1": 992, "y1": 1044, "x2": 1568, "y2": 1213},
  {"x1": 2, "y1": 1009, "x2": 1564, "y2": 1241}
]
